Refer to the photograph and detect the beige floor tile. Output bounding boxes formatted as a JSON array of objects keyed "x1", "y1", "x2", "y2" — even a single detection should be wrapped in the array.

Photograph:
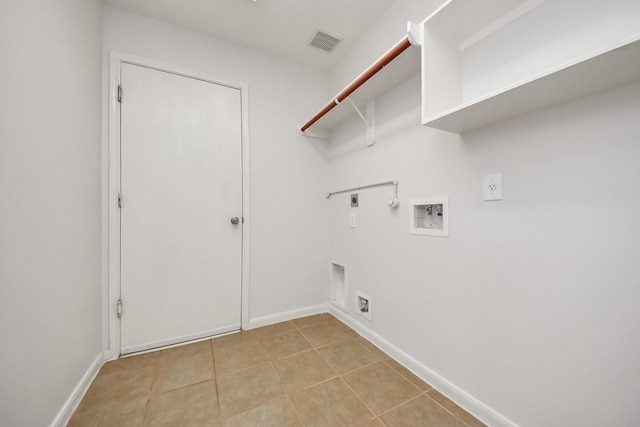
[
  {"x1": 353, "y1": 336, "x2": 388, "y2": 359},
  {"x1": 298, "y1": 322, "x2": 351, "y2": 347},
  {"x1": 260, "y1": 329, "x2": 312, "y2": 360},
  {"x1": 211, "y1": 331, "x2": 257, "y2": 351},
  {"x1": 100, "y1": 352, "x2": 160, "y2": 375},
  {"x1": 152, "y1": 352, "x2": 214, "y2": 394},
  {"x1": 343, "y1": 362, "x2": 421, "y2": 415},
  {"x1": 80, "y1": 366, "x2": 156, "y2": 408},
  {"x1": 68, "y1": 397, "x2": 147, "y2": 427},
  {"x1": 72, "y1": 316, "x2": 473, "y2": 427},
  {"x1": 214, "y1": 339, "x2": 269, "y2": 376},
  {"x1": 222, "y1": 397, "x2": 302, "y2": 427},
  {"x1": 159, "y1": 340, "x2": 213, "y2": 362},
  {"x1": 427, "y1": 390, "x2": 487, "y2": 427},
  {"x1": 316, "y1": 339, "x2": 378, "y2": 374},
  {"x1": 144, "y1": 380, "x2": 220, "y2": 426},
  {"x1": 356, "y1": 419, "x2": 385, "y2": 427},
  {"x1": 290, "y1": 377, "x2": 373, "y2": 427},
  {"x1": 217, "y1": 363, "x2": 285, "y2": 417},
  {"x1": 291, "y1": 313, "x2": 329, "y2": 328},
  {"x1": 380, "y1": 395, "x2": 467, "y2": 427},
  {"x1": 383, "y1": 358, "x2": 432, "y2": 392},
  {"x1": 325, "y1": 316, "x2": 359, "y2": 337},
  {"x1": 273, "y1": 350, "x2": 336, "y2": 392},
  {"x1": 249, "y1": 321, "x2": 297, "y2": 338}
]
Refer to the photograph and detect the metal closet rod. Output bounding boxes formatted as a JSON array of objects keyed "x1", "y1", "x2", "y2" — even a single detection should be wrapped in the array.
[
  {"x1": 300, "y1": 36, "x2": 414, "y2": 133},
  {"x1": 326, "y1": 180, "x2": 398, "y2": 199}
]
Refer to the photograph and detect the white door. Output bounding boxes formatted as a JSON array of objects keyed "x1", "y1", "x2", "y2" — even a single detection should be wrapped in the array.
[{"x1": 119, "y1": 63, "x2": 242, "y2": 354}]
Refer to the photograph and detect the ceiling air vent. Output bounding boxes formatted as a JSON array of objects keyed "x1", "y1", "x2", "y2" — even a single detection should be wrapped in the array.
[{"x1": 308, "y1": 29, "x2": 342, "y2": 53}]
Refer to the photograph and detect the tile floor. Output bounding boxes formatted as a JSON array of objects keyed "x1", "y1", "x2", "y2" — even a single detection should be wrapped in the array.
[{"x1": 69, "y1": 313, "x2": 486, "y2": 427}]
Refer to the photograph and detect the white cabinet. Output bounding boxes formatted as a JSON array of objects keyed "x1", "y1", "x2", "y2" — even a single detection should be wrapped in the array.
[{"x1": 421, "y1": 0, "x2": 640, "y2": 133}]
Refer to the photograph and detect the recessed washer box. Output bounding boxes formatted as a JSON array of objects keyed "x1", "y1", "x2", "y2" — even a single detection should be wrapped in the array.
[{"x1": 410, "y1": 197, "x2": 449, "y2": 237}]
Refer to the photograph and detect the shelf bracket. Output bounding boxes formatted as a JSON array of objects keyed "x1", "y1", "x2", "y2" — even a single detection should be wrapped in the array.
[{"x1": 346, "y1": 97, "x2": 375, "y2": 146}]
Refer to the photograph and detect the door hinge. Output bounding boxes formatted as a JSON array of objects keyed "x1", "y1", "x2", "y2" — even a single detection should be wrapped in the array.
[
  {"x1": 118, "y1": 192, "x2": 123, "y2": 208},
  {"x1": 117, "y1": 299, "x2": 123, "y2": 318},
  {"x1": 117, "y1": 85, "x2": 122, "y2": 103}
]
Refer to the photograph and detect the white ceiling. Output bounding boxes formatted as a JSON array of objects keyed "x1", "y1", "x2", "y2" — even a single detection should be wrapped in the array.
[{"x1": 103, "y1": 0, "x2": 397, "y2": 71}]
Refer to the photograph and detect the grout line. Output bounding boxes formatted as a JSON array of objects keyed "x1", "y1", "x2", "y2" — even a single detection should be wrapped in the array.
[
  {"x1": 217, "y1": 354, "x2": 282, "y2": 420},
  {"x1": 210, "y1": 339, "x2": 223, "y2": 421},
  {"x1": 140, "y1": 351, "x2": 162, "y2": 425},
  {"x1": 287, "y1": 373, "x2": 341, "y2": 395},
  {"x1": 220, "y1": 394, "x2": 284, "y2": 421},
  {"x1": 376, "y1": 393, "x2": 425, "y2": 419},
  {"x1": 274, "y1": 353, "x2": 309, "y2": 427},
  {"x1": 216, "y1": 360, "x2": 272, "y2": 378},
  {"x1": 303, "y1": 320, "x2": 381, "y2": 424},
  {"x1": 146, "y1": 378, "x2": 216, "y2": 398},
  {"x1": 423, "y1": 390, "x2": 480, "y2": 427},
  {"x1": 312, "y1": 348, "x2": 339, "y2": 377},
  {"x1": 283, "y1": 392, "x2": 307, "y2": 427},
  {"x1": 337, "y1": 376, "x2": 377, "y2": 423},
  {"x1": 274, "y1": 347, "x2": 316, "y2": 362},
  {"x1": 379, "y1": 357, "x2": 429, "y2": 393},
  {"x1": 268, "y1": 335, "x2": 309, "y2": 426},
  {"x1": 338, "y1": 358, "x2": 381, "y2": 376}
]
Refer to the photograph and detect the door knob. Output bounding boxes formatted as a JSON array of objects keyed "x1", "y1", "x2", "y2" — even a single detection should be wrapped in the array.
[{"x1": 230, "y1": 217, "x2": 240, "y2": 225}]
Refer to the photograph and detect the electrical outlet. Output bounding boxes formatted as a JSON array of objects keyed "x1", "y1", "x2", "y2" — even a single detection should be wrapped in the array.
[
  {"x1": 483, "y1": 173, "x2": 503, "y2": 201},
  {"x1": 350, "y1": 193, "x2": 358, "y2": 207}
]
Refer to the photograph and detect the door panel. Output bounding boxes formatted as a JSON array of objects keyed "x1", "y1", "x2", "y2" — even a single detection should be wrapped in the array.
[{"x1": 120, "y1": 63, "x2": 242, "y2": 354}]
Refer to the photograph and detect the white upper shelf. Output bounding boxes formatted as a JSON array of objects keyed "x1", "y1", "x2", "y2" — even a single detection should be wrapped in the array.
[
  {"x1": 425, "y1": 37, "x2": 640, "y2": 133},
  {"x1": 421, "y1": 0, "x2": 640, "y2": 133},
  {"x1": 425, "y1": 0, "x2": 538, "y2": 48}
]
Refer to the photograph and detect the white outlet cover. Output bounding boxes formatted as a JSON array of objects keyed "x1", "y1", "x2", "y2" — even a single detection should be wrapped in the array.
[
  {"x1": 349, "y1": 213, "x2": 356, "y2": 228},
  {"x1": 483, "y1": 173, "x2": 503, "y2": 201}
]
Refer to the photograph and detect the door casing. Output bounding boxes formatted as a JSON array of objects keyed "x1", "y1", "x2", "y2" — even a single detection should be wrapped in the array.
[{"x1": 105, "y1": 52, "x2": 251, "y2": 360}]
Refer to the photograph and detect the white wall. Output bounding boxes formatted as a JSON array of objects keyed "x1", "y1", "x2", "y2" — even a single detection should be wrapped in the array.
[
  {"x1": 327, "y1": 1, "x2": 640, "y2": 426},
  {"x1": 101, "y1": 6, "x2": 330, "y2": 338},
  {"x1": 329, "y1": 76, "x2": 640, "y2": 427},
  {"x1": 0, "y1": 1, "x2": 104, "y2": 426}
]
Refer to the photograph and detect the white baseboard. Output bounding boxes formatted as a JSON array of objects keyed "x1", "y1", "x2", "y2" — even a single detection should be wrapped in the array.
[
  {"x1": 328, "y1": 306, "x2": 519, "y2": 427},
  {"x1": 51, "y1": 352, "x2": 104, "y2": 427},
  {"x1": 247, "y1": 304, "x2": 328, "y2": 329}
]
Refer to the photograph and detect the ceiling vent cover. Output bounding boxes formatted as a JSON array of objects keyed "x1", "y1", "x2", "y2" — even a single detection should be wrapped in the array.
[{"x1": 308, "y1": 29, "x2": 342, "y2": 52}]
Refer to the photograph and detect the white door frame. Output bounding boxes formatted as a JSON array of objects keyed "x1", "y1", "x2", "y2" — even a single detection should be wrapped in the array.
[{"x1": 105, "y1": 52, "x2": 251, "y2": 360}]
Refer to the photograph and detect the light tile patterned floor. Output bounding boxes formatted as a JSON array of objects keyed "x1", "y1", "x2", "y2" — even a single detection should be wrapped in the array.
[{"x1": 69, "y1": 313, "x2": 486, "y2": 426}]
